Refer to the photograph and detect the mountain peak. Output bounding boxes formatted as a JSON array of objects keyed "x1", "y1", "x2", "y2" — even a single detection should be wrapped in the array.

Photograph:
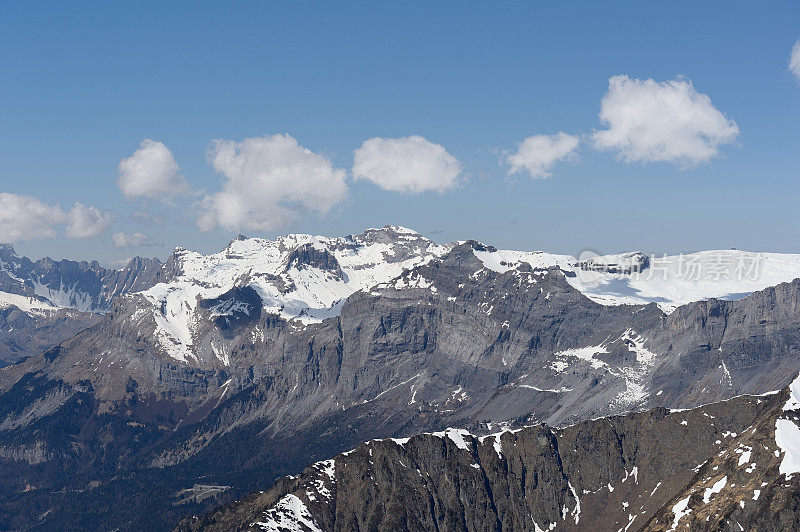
[{"x1": 0, "y1": 243, "x2": 18, "y2": 259}]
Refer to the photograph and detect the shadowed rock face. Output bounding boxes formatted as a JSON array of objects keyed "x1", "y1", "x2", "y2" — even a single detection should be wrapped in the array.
[
  {"x1": 286, "y1": 244, "x2": 345, "y2": 279},
  {"x1": 0, "y1": 306, "x2": 102, "y2": 364},
  {"x1": 2, "y1": 235, "x2": 800, "y2": 529},
  {"x1": 177, "y1": 388, "x2": 800, "y2": 532}
]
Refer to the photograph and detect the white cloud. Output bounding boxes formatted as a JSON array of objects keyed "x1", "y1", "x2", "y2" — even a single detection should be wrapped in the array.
[
  {"x1": 65, "y1": 202, "x2": 114, "y2": 238},
  {"x1": 0, "y1": 193, "x2": 66, "y2": 243},
  {"x1": 592, "y1": 75, "x2": 739, "y2": 167},
  {"x1": 506, "y1": 132, "x2": 579, "y2": 179},
  {"x1": 790, "y1": 39, "x2": 800, "y2": 81},
  {"x1": 117, "y1": 139, "x2": 190, "y2": 200},
  {"x1": 352, "y1": 135, "x2": 462, "y2": 193},
  {"x1": 111, "y1": 232, "x2": 161, "y2": 248},
  {"x1": 198, "y1": 134, "x2": 348, "y2": 232},
  {"x1": 0, "y1": 194, "x2": 114, "y2": 243}
]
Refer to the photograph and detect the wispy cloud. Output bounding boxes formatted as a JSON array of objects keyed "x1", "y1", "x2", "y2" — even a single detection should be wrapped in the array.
[
  {"x1": 790, "y1": 39, "x2": 800, "y2": 81},
  {"x1": 506, "y1": 132, "x2": 579, "y2": 179},
  {"x1": 66, "y1": 202, "x2": 114, "y2": 238},
  {"x1": 111, "y1": 232, "x2": 162, "y2": 248}
]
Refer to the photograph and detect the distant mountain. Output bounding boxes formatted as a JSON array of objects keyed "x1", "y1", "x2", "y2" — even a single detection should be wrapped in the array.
[
  {"x1": 2, "y1": 226, "x2": 800, "y2": 529},
  {"x1": 0, "y1": 244, "x2": 162, "y2": 362},
  {"x1": 0, "y1": 244, "x2": 162, "y2": 313},
  {"x1": 180, "y1": 376, "x2": 800, "y2": 531}
]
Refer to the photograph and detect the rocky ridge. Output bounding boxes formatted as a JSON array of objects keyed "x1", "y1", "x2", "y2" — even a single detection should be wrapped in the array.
[
  {"x1": 2, "y1": 227, "x2": 800, "y2": 529},
  {"x1": 180, "y1": 377, "x2": 800, "y2": 531}
]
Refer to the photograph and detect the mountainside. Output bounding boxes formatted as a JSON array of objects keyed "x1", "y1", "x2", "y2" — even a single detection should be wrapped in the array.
[
  {"x1": 180, "y1": 376, "x2": 800, "y2": 532},
  {"x1": 2, "y1": 227, "x2": 800, "y2": 529},
  {"x1": 0, "y1": 244, "x2": 161, "y2": 363}
]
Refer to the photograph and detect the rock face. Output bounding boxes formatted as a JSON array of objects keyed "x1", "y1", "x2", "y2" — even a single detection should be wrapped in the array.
[
  {"x1": 178, "y1": 383, "x2": 800, "y2": 532},
  {"x1": 0, "y1": 244, "x2": 162, "y2": 313},
  {"x1": 0, "y1": 244, "x2": 161, "y2": 362},
  {"x1": 2, "y1": 227, "x2": 800, "y2": 530},
  {"x1": 0, "y1": 306, "x2": 101, "y2": 364}
]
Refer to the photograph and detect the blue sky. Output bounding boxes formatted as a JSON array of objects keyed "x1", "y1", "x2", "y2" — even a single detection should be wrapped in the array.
[{"x1": 1, "y1": 1, "x2": 798, "y2": 264}]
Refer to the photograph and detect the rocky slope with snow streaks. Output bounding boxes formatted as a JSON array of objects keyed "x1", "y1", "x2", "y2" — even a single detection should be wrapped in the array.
[{"x1": 180, "y1": 379, "x2": 800, "y2": 531}]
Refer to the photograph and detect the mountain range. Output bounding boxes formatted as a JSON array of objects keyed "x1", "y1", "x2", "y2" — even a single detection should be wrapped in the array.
[
  {"x1": 0, "y1": 244, "x2": 161, "y2": 365},
  {"x1": 2, "y1": 226, "x2": 800, "y2": 530}
]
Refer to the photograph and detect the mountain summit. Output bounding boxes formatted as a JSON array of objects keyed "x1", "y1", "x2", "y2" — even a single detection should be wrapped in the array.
[{"x1": 3, "y1": 227, "x2": 800, "y2": 529}]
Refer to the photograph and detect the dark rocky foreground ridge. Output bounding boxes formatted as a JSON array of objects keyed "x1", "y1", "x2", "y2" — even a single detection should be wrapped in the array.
[
  {"x1": 177, "y1": 384, "x2": 800, "y2": 531},
  {"x1": 1, "y1": 229, "x2": 800, "y2": 529}
]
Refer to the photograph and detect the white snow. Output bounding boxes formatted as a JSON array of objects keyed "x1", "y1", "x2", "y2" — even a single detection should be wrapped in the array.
[
  {"x1": 517, "y1": 384, "x2": 572, "y2": 393},
  {"x1": 306, "y1": 459, "x2": 335, "y2": 502},
  {"x1": 477, "y1": 432, "x2": 504, "y2": 458},
  {"x1": 783, "y1": 373, "x2": 800, "y2": 411},
  {"x1": 432, "y1": 428, "x2": 472, "y2": 451},
  {"x1": 736, "y1": 448, "x2": 752, "y2": 467},
  {"x1": 32, "y1": 280, "x2": 95, "y2": 312},
  {"x1": 474, "y1": 247, "x2": 800, "y2": 313},
  {"x1": 567, "y1": 481, "x2": 581, "y2": 524},
  {"x1": 650, "y1": 481, "x2": 662, "y2": 496},
  {"x1": 473, "y1": 248, "x2": 574, "y2": 274},
  {"x1": 776, "y1": 372, "x2": 800, "y2": 478},
  {"x1": 140, "y1": 227, "x2": 448, "y2": 361},
  {"x1": 622, "y1": 466, "x2": 638, "y2": 484},
  {"x1": 129, "y1": 229, "x2": 800, "y2": 364},
  {"x1": 254, "y1": 494, "x2": 322, "y2": 532},
  {"x1": 669, "y1": 495, "x2": 692, "y2": 531},
  {"x1": 565, "y1": 250, "x2": 800, "y2": 313},
  {"x1": 552, "y1": 329, "x2": 659, "y2": 407},
  {"x1": 552, "y1": 345, "x2": 609, "y2": 370},
  {"x1": 0, "y1": 292, "x2": 57, "y2": 315},
  {"x1": 703, "y1": 476, "x2": 727, "y2": 503},
  {"x1": 775, "y1": 419, "x2": 800, "y2": 478}
]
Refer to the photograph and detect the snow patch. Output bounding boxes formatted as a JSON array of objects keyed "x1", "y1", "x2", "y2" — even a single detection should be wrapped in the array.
[
  {"x1": 669, "y1": 495, "x2": 692, "y2": 531},
  {"x1": 703, "y1": 476, "x2": 727, "y2": 503},
  {"x1": 776, "y1": 372, "x2": 800, "y2": 478},
  {"x1": 253, "y1": 494, "x2": 322, "y2": 532}
]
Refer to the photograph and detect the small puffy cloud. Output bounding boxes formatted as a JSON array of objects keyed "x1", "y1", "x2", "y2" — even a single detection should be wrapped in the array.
[
  {"x1": 790, "y1": 39, "x2": 800, "y2": 81},
  {"x1": 0, "y1": 193, "x2": 66, "y2": 242},
  {"x1": 198, "y1": 134, "x2": 348, "y2": 232},
  {"x1": 117, "y1": 139, "x2": 190, "y2": 201},
  {"x1": 592, "y1": 75, "x2": 739, "y2": 167},
  {"x1": 65, "y1": 202, "x2": 114, "y2": 238},
  {"x1": 111, "y1": 232, "x2": 161, "y2": 248},
  {"x1": 506, "y1": 132, "x2": 579, "y2": 179},
  {"x1": 352, "y1": 135, "x2": 462, "y2": 193},
  {"x1": 0, "y1": 194, "x2": 114, "y2": 243}
]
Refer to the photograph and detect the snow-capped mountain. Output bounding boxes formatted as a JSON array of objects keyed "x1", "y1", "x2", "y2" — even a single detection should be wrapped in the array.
[
  {"x1": 4, "y1": 226, "x2": 800, "y2": 529},
  {"x1": 134, "y1": 226, "x2": 800, "y2": 365},
  {"x1": 0, "y1": 244, "x2": 162, "y2": 363},
  {"x1": 141, "y1": 226, "x2": 448, "y2": 361},
  {"x1": 0, "y1": 244, "x2": 161, "y2": 314}
]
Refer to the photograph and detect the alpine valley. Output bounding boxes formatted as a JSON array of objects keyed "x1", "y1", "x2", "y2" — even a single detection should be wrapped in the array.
[{"x1": 3, "y1": 226, "x2": 800, "y2": 531}]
